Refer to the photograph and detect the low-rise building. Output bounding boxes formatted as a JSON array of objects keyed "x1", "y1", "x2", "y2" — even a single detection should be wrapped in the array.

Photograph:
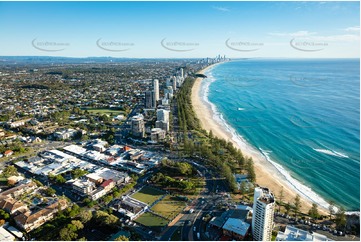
[
  {"x1": 53, "y1": 129, "x2": 77, "y2": 140},
  {"x1": 4, "y1": 150, "x2": 14, "y2": 157},
  {"x1": 70, "y1": 179, "x2": 96, "y2": 196},
  {"x1": 0, "y1": 197, "x2": 28, "y2": 215},
  {"x1": 0, "y1": 227, "x2": 15, "y2": 241},
  {"x1": 14, "y1": 199, "x2": 68, "y2": 232},
  {"x1": 6, "y1": 119, "x2": 31, "y2": 128},
  {"x1": 0, "y1": 181, "x2": 37, "y2": 199},
  {"x1": 276, "y1": 225, "x2": 332, "y2": 241},
  {"x1": 150, "y1": 128, "x2": 166, "y2": 143},
  {"x1": 222, "y1": 218, "x2": 250, "y2": 240}
]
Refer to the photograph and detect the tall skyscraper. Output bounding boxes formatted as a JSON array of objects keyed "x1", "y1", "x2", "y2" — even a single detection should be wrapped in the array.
[
  {"x1": 172, "y1": 76, "x2": 177, "y2": 91},
  {"x1": 145, "y1": 91, "x2": 155, "y2": 108},
  {"x1": 131, "y1": 114, "x2": 145, "y2": 138},
  {"x1": 252, "y1": 187, "x2": 275, "y2": 241},
  {"x1": 180, "y1": 68, "x2": 184, "y2": 79},
  {"x1": 153, "y1": 79, "x2": 159, "y2": 102}
]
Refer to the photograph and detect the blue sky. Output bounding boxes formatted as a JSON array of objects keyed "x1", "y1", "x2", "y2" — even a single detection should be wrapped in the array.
[{"x1": 0, "y1": 1, "x2": 359, "y2": 58}]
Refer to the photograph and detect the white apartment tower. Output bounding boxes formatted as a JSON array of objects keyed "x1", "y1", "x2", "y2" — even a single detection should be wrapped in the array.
[
  {"x1": 153, "y1": 79, "x2": 159, "y2": 102},
  {"x1": 172, "y1": 76, "x2": 177, "y2": 91},
  {"x1": 180, "y1": 68, "x2": 184, "y2": 79},
  {"x1": 131, "y1": 114, "x2": 145, "y2": 138},
  {"x1": 252, "y1": 187, "x2": 275, "y2": 241}
]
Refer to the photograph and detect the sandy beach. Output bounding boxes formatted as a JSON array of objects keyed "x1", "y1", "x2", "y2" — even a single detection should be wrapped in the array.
[{"x1": 191, "y1": 63, "x2": 328, "y2": 214}]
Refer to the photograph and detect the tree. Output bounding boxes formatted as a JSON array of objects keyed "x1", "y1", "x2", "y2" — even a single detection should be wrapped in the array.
[
  {"x1": 285, "y1": 202, "x2": 291, "y2": 215},
  {"x1": 0, "y1": 209, "x2": 10, "y2": 220},
  {"x1": 335, "y1": 206, "x2": 346, "y2": 230},
  {"x1": 115, "y1": 235, "x2": 129, "y2": 241},
  {"x1": 278, "y1": 187, "x2": 284, "y2": 212},
  {"x1": 103, "y1": 195, "x2": 113, "y2": 204},
  {"x1": 77, "y1": 210, "x2": 93, "y2": 223},
  {"x1": 328, "y1": 201, "x2": 335, "y2": 220},
  {"x1": 68, "y1": 204, "x2": 80, "y2": 217},
  {"x1": 294, "y1": 195, "x2": 301, "y2": 217},
  {"x1": 71, "y1": 220, "x2": 84, "y2": 230},
  {"x1": 71, "y1": 168, "x2": 89, "y2": 179},
  {"x1": 45, "y1": 187, "x2": 56, "y2": 196},
  {"x1": 104, "y1": 214, "x2": 119, "y2": 227},
  {"x1": 308, "y1": 203, "x2": 319, "y2": 220},
  {"x1": 59, "y1": 227, "x2": 78, "y2": 241},
  {"x1": 245, "y1": 158, "x2": 256, "y2": 182},
  {"x1": 1, "y1": 165, "x2": 18, "y2": 177},
  {"x1": 239, "y1": 181, "x2": 247, "y2": 195}
]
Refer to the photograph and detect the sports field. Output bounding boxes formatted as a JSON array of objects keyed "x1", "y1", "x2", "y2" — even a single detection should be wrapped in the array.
[
  {"x1": 82, "y1": 108, "x2": 124, "y2": 116},
  {"x1": 151, "y1": 196, "x2": 186, "y2": 219},
  {"x1": 130, "y1": 186, "x2": 166, "y2": 205},
  {"x1": 135, "y1": 212, "x2": 169, "y2": 232}
]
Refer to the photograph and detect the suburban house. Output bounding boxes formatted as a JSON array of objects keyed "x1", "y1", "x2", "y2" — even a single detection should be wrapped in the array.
[{"x1": 4, "y1": 150, "x2": 14, "y2": 157}]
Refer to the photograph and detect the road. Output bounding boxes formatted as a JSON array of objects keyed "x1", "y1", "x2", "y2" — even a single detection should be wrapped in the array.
[{"x1": 157, "y1": 159, "x2": 231, "y2": 241}]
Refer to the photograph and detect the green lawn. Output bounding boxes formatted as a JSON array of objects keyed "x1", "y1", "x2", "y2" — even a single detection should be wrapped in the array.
[
  {"x1": 82, "y1": 108, "x2": 125, "y2": 116},
  {"x1": 131, "y1": 186, "x2": 166, "y2": 205},
  {"x1": 135, "y1": 212, "x2": 169, "y2": 233},
  {"x1": 152, "y1": 196, "x2": 186, "y2": 220}
]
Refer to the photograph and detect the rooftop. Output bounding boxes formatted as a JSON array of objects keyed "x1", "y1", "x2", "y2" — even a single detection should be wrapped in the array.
[
  {"x1": 222, "y1": 217, "x2": 250, "y2": 236},
  {"x1": 276, "y1": 225, "x2": 331, "y2": 241}
]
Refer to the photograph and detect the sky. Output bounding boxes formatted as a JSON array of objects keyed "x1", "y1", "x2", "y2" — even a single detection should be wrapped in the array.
[{"x1": 0, "y1": 1, "x2": 359, "y2": 58}]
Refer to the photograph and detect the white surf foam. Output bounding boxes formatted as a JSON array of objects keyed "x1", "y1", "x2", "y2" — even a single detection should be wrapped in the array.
[
  {"x1": 259, "y1": 147, "x2": 331, "y2": 211},
  {"x1": 313, "y1": 148, "x2": 349, "y2": 158}
]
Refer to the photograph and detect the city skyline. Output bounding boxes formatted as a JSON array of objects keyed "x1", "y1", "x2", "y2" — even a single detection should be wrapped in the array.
[{"x1": 0, "y1": 1, "x2": 359, "y2": 58}]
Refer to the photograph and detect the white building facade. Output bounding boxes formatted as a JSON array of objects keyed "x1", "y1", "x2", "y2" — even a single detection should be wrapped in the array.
[{"x1": 252, "y1": 187, "x2": 275, "y2": 241}]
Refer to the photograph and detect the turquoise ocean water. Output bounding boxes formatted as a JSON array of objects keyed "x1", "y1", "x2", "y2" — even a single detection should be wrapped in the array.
[{"x1": 204, "y1": 59, "x2": 360, "y2": 211}]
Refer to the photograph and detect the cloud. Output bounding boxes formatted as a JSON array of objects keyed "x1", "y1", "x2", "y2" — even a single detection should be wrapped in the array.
[
  {"x1": 268, "y1": 31, "x2": 317, "y2": 37},
  {"x1": 343, "y1": 26, "x2": 360, "y2": 32},
  {"x1": 212, "y1": 6, "x2": 230, "y2": 12},
  {"x1": 311, "y1": 34, "x2": 359, "y2": 42},
  {"x1": 268, "y1": 30, "x2": 359, "y2": 42}
]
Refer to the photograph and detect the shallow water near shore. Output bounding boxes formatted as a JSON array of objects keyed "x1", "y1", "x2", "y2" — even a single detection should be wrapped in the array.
[{"x1": 203, "y1": 59, "x2": 360, "y2": 211}]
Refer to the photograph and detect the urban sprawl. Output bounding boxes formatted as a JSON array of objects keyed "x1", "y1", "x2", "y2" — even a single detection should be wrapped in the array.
[{"x1": 0, "y1": 56, "x2": 358, "y2": 241}]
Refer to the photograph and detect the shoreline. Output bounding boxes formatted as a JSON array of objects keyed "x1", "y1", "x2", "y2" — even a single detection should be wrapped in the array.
[{"x1": 191, "y1": 63, "x2": 330, "y2": 214}]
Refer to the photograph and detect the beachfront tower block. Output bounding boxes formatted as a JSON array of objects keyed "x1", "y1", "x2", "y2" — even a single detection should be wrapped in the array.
[{"x1": 252, "y1": 187, "x2": 275, "y2": 241}]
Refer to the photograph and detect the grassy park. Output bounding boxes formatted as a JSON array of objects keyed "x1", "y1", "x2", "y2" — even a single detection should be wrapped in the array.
[
  {"x1": 135, "y1": 212, "x2": 169, "y2": 232},
  {"x1": 151, "y1": 196, "x2": 186, "y2": 220},
  {"x1": 130, "y1": 186, "x2": 166, "y2": 205},
  {"x1": 82, "y1": 108, "x2": 125, "y2": 116}
]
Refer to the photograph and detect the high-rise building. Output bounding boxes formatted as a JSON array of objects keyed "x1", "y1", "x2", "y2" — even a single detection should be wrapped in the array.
[
  {"x1": 156, "y1": 109, "x2": 169, "y2": 123},
  {"x1": 145, "y1": 91, "x2": 155, "y2": 108},
  {"x1": 131, "y1": 114, "x2": 145, "y2": 138},
  {"x1": 172, "y1": 76, "x2": 177, "y2": 91},
  {"x1": 252, "y1": 187, "x2": 275, "y2": 241},
  {"x1": 166, "y1": 78, "x2": 171, "y2": 88},
  {"x1": 156, "y1": 109, "x2": 170, "y2": 132},
  {"x1": 153, "y1": 79, "x2": 159, "y2": 102},
  {"x1": 180, "y1": 68, "x2": 184, "y2": 79}
]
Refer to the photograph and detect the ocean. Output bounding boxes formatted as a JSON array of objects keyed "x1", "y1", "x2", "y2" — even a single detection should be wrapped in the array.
[{"x1": 203, "y1": 59, "x2": 360, "y2": 211}]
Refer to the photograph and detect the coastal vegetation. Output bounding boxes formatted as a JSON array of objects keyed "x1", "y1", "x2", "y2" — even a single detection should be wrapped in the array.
[
  {"x1": 174, "y1": 76, "x2": 255, "y2": 192},
  {"x1": 150, "y1": 159, "x2": 200, "y2": 194}
]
